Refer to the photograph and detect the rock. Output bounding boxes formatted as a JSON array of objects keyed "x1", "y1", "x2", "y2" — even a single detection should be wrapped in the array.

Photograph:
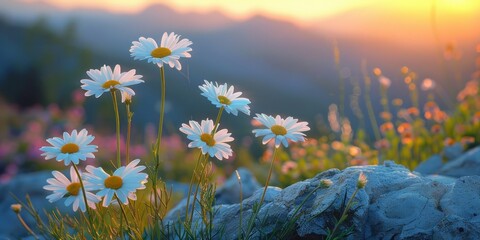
[
  {"x1": 433, "y1": 215, "x2": 480, "y2": 240},
  {"x1": 443, "y1": 143, "x2": 464, "y2": 160},
  {"x1": 438, "y1": 147, "x2": 480, "y2": 177},
  {"x1": 440, "y1": 176, "x2": 480, "y2": 220},
  {"x1": 4, "y1": 161, "x2": 480, "y2": 239},
  {"x1": 413, "y1": 146, "x2": 480, "y2": 178},
  {"x1": 414, "y1": 154, "x2": 443, "y2": 175},
  {"x1": 215, "y1": 167, "x2": 262, "y2": 205},
  {"x1": 366, "y1": 181, "x2": 447, "y2": 239},
  {"x1": 0, "y1": 171, "x2": 56, "y2": 239},
  {"x1": 166, "y1": 162, "x2": 480, "y2": 239},
  {"x1": 164, "y1": 168, "x2": 262, "y2": 223}
]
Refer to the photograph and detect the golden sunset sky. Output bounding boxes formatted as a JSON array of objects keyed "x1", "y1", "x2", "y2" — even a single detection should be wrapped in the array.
[{"x1": 24, "y1": 0, "x2": 480, "y2": 25}]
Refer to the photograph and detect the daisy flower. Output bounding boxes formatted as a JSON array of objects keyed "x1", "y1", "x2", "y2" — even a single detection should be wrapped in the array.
[
  {"x1": 199, "y1": 80, "x2": 251, "y2": 116},
  {"x1": 40, "y1": 129, "x2": 97, "y2": 166},
  {"x1": 179, "y1": 119, "x2": 234, "y2": 160},
  {"x1": 129, "y1": 32, "x2": 192, "y2": 70},
  {"x1": 43, "y1": 166, "x2": 100, "y2": 212},
  {"x1": 80, "y1": 64, "x2": 143, "y2": 102},
  {"x1": 252, "y1": 114, "x2": 310, "y2": 148},
  {"x1": 84, "y1": 159, "x2": 148, "y2": 206}
]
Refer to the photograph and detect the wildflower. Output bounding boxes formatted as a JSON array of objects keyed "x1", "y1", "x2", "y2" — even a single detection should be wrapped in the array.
[
  {"x1": 331, "y1": 141, "x2": 344, "y2": 151},
  {"x1": 179, "y1": 119, "x2": 234, "y2": 160},
  {"x1": 432, "y1": 110, "x2": 448, "y2": 123},
  {"x1": 374, "y1": 139, "x2": 390, "y2": 150},
  {"x1": 341, "y1": 119, "x2": 353, "y2": 141},
  {"x1": 457, "y1": 80, "x2": 479, "y2": 101},
  {"x1": 397, "y1": 122, "x2": 412, "y2": 134},
  {"x1": 328, "y1": 104, "x2": 341, "y2": 132},
  {"x1": 10, "y1": 204, "x2": 21, "y2": 213},
  {"x1": 430, "y1": 124, "x2": 442, "y2": 134},
  {"x1": 130, "y1": 33, "x2": 192, "y2": 70},
  {"x1": 357, "y1": 172, "x2": 367, "y2": 189},
  {"x1": 40, "y1": 129, "x2": 97, "y2": 166},
  {"x1": 252, "y1": 114, "x2": 310, "y2": 148},
  {"x1": 461, "y1": 136, "x2": 475, "y2": 146},
  {"x1": 421, "y1": 78, "x2": 436, "y2": 91},
  {"x1": 319, "y1": 179, "x2": 333, "y2": 188},
  {"x1": 80, "y1": 65, "x2": 143, "y2": 102},
  {"x1": 378, "y1": 76, "x2": 391, "y2": 88},
  {"x1": 379, "y1": 122, "x2": 394, "y2": 134},
  {"x1": 407, "y1": 107, "x2": 420, "y2": 117},
  {"x1": 444, "y1": 137, "x2": 455, "y2": 146},
  {"x1": 392, "y1": 98, "x2": 403, "y2": 107},
  {"x1": 84, "y1": 159, "x2": 148, "y2": 206},
  {"x1": 379, "y1": 112, "x2": 392, "y2": 121},
  {"x1": 350, "y1": 157, "x2": 368, "y2": 166},
  {"x1": 401, "y1": 132, "x2": 414, "y2": 145},
  {"x1": 199, "y1": 80, "x2": 251, "y2": 116},
  {"x1": 473, "y1": 112, "x2": 480, "y2": 124},
  {"x1": 348, "y1": 146, "x2": 361, "y2": 157},
  {"x1": 43, "y1": 166, "x2": 100, "y2": 212},
  {"x1": 281, "y1": 161, "x2": 297, "y2": 174}
]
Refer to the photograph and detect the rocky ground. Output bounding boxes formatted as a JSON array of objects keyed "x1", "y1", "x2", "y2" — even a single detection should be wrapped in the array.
[{"x1": 1, "y1": 145, "x2": 480, "y2": 239}]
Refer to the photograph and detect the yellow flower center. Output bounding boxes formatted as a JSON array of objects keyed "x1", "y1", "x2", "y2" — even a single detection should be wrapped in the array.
[
  {"x1": 151, "y1": 47, "x2": 172, "y2": 58},
  {"x1": 200, "y1": 133, "x2": 216, "y2": 147},
  {"x1": 66, "y1": 182, "x2": 81, "y2": 196},
  {"x1": 61, "y1": 143, "x2": 79, "y2": 154},
  {"x1": 102, "y1": 80, "x2": 121, "y2": 89},
  {"x1": 104, "y1": 176, "x2": 123, "y2": 189},
  {"x1": 218, "y1": 96, "x2": 231, "y2": 105},
  {"x1": 271, "y1": 125, "x2": 287, "y2": 136}
]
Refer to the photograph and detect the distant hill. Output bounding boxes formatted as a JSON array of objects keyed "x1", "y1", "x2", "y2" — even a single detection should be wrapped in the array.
[{"x1": 0, "y1": 0, "x2": 478, "y2": 138}]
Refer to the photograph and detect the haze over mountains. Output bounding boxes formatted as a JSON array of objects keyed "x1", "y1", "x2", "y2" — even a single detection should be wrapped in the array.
[{"x1": 1, "y1": 0, "x2": 478, "y2": 136}]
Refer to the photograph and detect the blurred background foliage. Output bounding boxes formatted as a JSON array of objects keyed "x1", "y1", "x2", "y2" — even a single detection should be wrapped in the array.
[{"x1": 0, "y1": 5, "x2": 479, "y2": 187}]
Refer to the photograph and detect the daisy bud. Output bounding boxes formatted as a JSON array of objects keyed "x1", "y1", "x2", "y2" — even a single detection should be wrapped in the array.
[
  {"x1": 357, "y1": 172, "x2": 367, "y2": 189},
  {"x1": 11, "y1": 204, "x2": 22, "y2": 213},
  {"x1": 319, "y1": 179, "x2": 333, "y2": 188}
]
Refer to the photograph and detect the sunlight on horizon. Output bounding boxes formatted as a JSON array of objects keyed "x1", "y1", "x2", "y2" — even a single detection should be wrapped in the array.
[{"x1": 24, "y1": 0, "x2": 480, "y2": 25}]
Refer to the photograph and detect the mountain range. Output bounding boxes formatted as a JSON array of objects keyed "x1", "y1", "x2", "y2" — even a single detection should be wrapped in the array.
[{"x1": 0, "y1": 0, "x2": 478, "y2": 137}]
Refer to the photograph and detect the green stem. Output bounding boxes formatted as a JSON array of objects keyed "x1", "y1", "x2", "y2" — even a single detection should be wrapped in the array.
[
  {"x1": 189, "y1": 154, "x2": 208, "y2": 225},
  {"x1": 111, "y1": 90, "x2": 121, "y2": 167},
  {"x1": 155, "y1": 66, "x2": 166, "y2": 155},
  {"x1": 116, "y1": 195, "x2": 131, "y2": 233},
  {"x1": 185, "y1": 107, "x2": 224, "y2": 225},
  {"x1": 16, "y1": 213, "x2": 38, "y2": 240},
  {"x1": 212, "y1": 107, "x2": 224, "y2": 134},
  {"x1": 184, "y1": 151, "x2": 203, "y2": 225},
  {"x1": 152, "y1": 66, "x2": 166, "y2": 238},
  {"x1": 236, "y1": 170, "x2": 243, "y2": 240},
  {"x1": 327, "y1": 188, "x2": 360, "y2": 240},
  {"x1": 258, "y1": 147, "x2": 277, "y2": 210},
  {"x1": 72, "y1": 164, "x2": 93, "y2": 222},
  {"x1": 333, "y1": 41, "x2": 345, "y2": 118},
  {"x1": 245, "y1": 147, "x2": 278, "y2": 238},
  {"x1": 126, "y1": 103, "x2": 132, "y2": 164},
  {"x1": 361, "y1": 60, "x2": 381, "y2": 142}
]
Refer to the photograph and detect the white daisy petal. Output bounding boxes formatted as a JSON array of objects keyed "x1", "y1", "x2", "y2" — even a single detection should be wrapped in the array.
[
  {"x1": 83, "y1": 160, "x2": 148, "y2": 207},
  {"x1": 130, "y1": 33, "x2": 192, "y2": 70},
  {"x1": 199, "y1": 80, "x2": 251, "y2": 116},
  {"x1": 179, "y1": 119, "x2": 234, "y2": 160},
  {"x1": 252, "y1": 114, "x2": 309, "y2": 148},
  {"x1": 39, "y1": 129, "x2": 98, "y2": 166},
  {"x1": 80, "y1": 65, "x2": 143, "y2": 102},
  {"x1": 43, "y1": 166, "x2": 100, "y2": 212}
]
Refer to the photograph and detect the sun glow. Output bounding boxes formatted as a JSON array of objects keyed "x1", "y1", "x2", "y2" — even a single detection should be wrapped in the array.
[{"x1": 27, "y1": 0, "x2": 480, "y2": 23}]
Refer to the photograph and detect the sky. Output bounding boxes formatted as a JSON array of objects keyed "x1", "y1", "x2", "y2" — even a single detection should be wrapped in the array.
[{"x1": 23, "y1": 0, "x2": 480, "y2": 25}]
